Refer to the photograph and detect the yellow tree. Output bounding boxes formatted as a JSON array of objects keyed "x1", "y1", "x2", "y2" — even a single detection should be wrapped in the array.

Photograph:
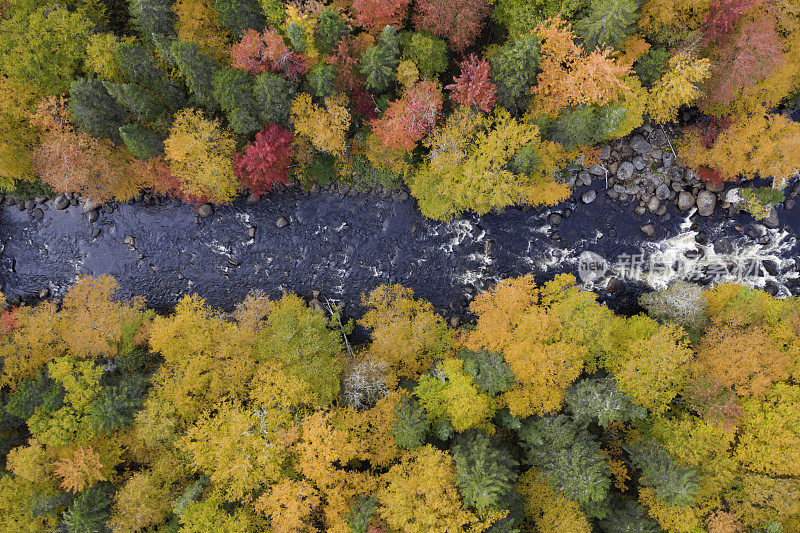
[
  {"x1": 517, "y1": 468, "x2": 592, "y2": 533},
  {"x1": 253, "y1": 479, "x2": 321, "y2": 533},
  {"x1": 0, "y1": 300, "x2": 65, "y2": 387},
  {"x1": 53, "y1": 447, "x2": 106, "y2": 493},
  {"x1": 164, "y1": 108, "x2": 240, "y2": 204},
  {"x1": 466, "y1": 275, "x2": 585, "y2": 417},
  {"x1": 377, "y1": 445, "x2": 484, "y2": 532},
  {"x1": 174, "y1": 0, "x2": 231, "y2": 60},
  {"x1": 359, "y1": 284, "x2": 452, "y2": 385},
  {"x1": 647, "y1": 52, "x2": 711, "y2": 124},
  {"x1": 290, "y1": 93, "x2": 351, "y2": 156}
]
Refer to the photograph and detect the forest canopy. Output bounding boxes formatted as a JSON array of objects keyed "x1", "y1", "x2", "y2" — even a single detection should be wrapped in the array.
[
  {"x1": 0, "y1": 0, "x2": 798, "y2": 216},
  {"x1": 0, "y1": 275, "x2": 799, "y2": 531}
]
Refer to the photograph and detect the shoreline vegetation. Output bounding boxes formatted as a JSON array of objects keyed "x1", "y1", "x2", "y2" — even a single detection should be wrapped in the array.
[
  {"x1": 0, "y1": 275, "x2": 799, "y2": 531},
  {"x1": 0, "y1": 0, "x2": 799, "y2": 223}
]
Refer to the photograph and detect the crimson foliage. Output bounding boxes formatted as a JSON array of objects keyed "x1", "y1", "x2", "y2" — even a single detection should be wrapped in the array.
[{"x1": 233, "y1": 124, "x2": 293, "y2": 197}]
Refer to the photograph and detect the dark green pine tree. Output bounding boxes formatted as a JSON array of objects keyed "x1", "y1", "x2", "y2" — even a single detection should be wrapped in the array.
[
  {"x1": 490, "y1": 32, "x2": 541, "y2": 115},
  {"x1": 128, "y1": 0, "x2": 178, "y2": 39},
  {"x1": 170, "y1": 41, "x2": 222, "y2": 112},
  {"x1": 624, "y1": 442, "x2": 700, "y2": 507},
  {"x1": 565, "y1": 377, "x2": 647, "y2": 428},
  {"x1": 254, "y1": 72, "x2": 296, "y2": 127},
  {"x1": 68, "y1": 78, "x2": 130, "y2": 144},
  {"x1": 598, "y1": 499, "x2": 665, "y2": 533},
  {"x1": 456, "y1": 349, "x2": 515, "y2": 397},
  {"x1": 518, "y1": 414, "x2": 612, "y2": 518},
  {"x1": 115, "y1": 42, "x2": 186, "y2": 110},
  {"x1": 510, "y1": 143, "x2": 544, "y2": 176},
  {"x1": 89, "y1": 374, "x2": 148, "y2": 433},
  {"x1": 450, "y1": 430, "x2": 518, "y2": 513},
  {"x1": 61, "y1": 483, "x2": 113, "y2": 533},
  {"x1": 391, "y1": 394, "x2": 429, "y2": 449},
  {"x1": 286, "y1": 21, "x2": 309, "y2": 53},
  {"x1": 574, "y1": 0, "x2": 639, "y2": 51},
  {"x1": 314, "y1": 7, "x2": 349, "y2": 56},
  {"x1": 346, "y1": 496, "x2": 378, "y2": 533},
  {"x1": 103, "y1": 82, "x2": 167, "y2": 125},
  {"x1": 212, "y1": 0, "x2": 265, "y2": 38},
  {"x1": 119, "y1": 124, "x2": 164, "y2": 160},
  {"x1": 212, "y1": 67, "x2": 262, "y2": 134},
  {"x1": 359, "y1": 25, "x2": 401, "y2": 93},
  {"x1": 305, "y1": 64, "x2": 337, "y2": 98},
  {"x1": 5, "y1": 371, "x2": 63, "y2": 420}
]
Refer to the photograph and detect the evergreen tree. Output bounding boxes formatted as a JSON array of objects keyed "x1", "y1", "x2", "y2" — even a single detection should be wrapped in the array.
[
  {"x1": 4, "y1": 372, "x2": 64, "y2": 421},
  {"x1": 392, "y1": 394, "x2": 429, "y2": 448},
  {"x1": 305, "y1": 64, "x2": 337, "y2": 98},
  {"x1": 346, "y1": 496, "x2": 378, "y2": 533},
  {"x1": 489, "y1": 32, "x2": 541, "y2": 115},
  {"x1": 574, "y1": 0, "x2": 638, "y2": 51},
  {"x1": 129, "y1": 0, "x2": 178, "y2": 38},
  {"x1": 519, "y1": 414, "x2": 612, "y2": 518},
  {"x1": 114, "y1": 42, "x2": 186, "y2": 109},
  {"x1": 598, "y1": 499, "x2": 664, "y2": 533},
  {"x1": 119, "y1": 124, "x2": 164, "y2": 160},
  {"x1": 285, "y1": 22, "x2": 308, "y2": 53},
  {"x1": 403, "y1": 31, "x2": 449, "y2": 77},
  {"x1": 170, "y1": 41, "x2": 222, "y2": 111},
  {"x1": 565, "y1": 377, "x2": 646, "y2": 428},
  {"x1": 314, "y1": 7, "x2": 349, "y2": 56},
  {"x1": 212, "y1": 0, "x2": 265, "y2": 38},
  {"x1": 212, "y1": 67, "x2": 262, "y2": 134},
  {"x1": 61, "y1": 483, "x2": 113, "y2": 533},
  {"x1": 455, "y1": 348, "x2": 515, "y2": 397},
  {"x1": 359, "y1": 26, "x2": 401, "y2": 93},
  {"x1": 104, "y1": 82, "x2": 167, "y2": 125},
  {"x1": 450, "y1": 430, "x2": 518, "y2": 513},
  {"x1": 253, "y1": 73, "x2": 296, "y2": 127},
  {"x1": 624, "y1": 442, "x2": 700, "y2": 507},
  {"x1": 89, "y1": 374, "x2": 148, "y2": 433},
  {"x1": 68, "y1": 78, "x2": 130, "y2": 144}
]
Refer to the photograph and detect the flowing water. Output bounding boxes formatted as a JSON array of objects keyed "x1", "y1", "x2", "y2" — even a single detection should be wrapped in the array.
[{"x1": 1, "y1": 181, "x2": 799, "y2": 318}]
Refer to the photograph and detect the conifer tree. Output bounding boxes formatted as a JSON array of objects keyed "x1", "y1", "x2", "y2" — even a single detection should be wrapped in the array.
[
  {"x1": 170, "y1": 41, "x2": 222, "y2": 111},
  {"x1": 359, "y1": 25, "x2": 401, "y2": 93},
  {"x1": 68, "y1": 78, "x2": 130, "y2": 144},
  {"x1": 451, "y1": 430, "x2": 518, "y2": 512},
  {"x1": 212, "y1": 67, "x2": 262, "y2": 134}
]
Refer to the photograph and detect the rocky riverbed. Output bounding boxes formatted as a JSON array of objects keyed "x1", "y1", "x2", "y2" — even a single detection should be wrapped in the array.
[{"x1": 1, "y1": 126, "x2": 799, "y2": 320}]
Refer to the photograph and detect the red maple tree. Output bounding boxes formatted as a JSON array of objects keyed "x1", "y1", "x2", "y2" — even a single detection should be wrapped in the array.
[
  {"x1": 234, "y1": 124, "x2": 293, "y2": 198},
  {"x1": 446, "y1": 54, "x2": 497, "y2": 112}
]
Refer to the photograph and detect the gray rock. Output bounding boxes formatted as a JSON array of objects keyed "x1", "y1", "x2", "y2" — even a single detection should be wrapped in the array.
[
  {"x1": 607, "y1": 277, "x2": 621, "y2": 293},
  {"x1": 656, "y1": 184, "x2": 670, "y2": 200},
  {"x1": 656, "y1": 205, "x2": 667, "y2": 216},
  {"x1": 632, "y1": 155, "x2": 647, "y2": 171},
  {"x1": 82, "y1": 199, "x2": 101, "y2": 212},
  {"x1": 648, "y1": 196, "x2": 661, "y2": 213},
  {"x1": 669, "y1": 166, "x2": 685, "y2": 181},
  {"x1": 649, "y1": 149, "x2": 662, "y2": 161},
  {"x1": 276, "y1": 216, "x2": 289, "y2": 228},
  {"x1": 245, "y1": 193, "x2": 259, "y2": 205},
  {"x1": 630, "y1": 134, "x2": 651, "y2": 154},
  {"x1": 588, "y1": 164, "x2": 605, "y2": 176},
  {"x1": 678, "y1": 191, "x2": 696, "y2": 210},
  {"x1": 640, "y1": 223, "x2": 656, "y2": 237},
  {"x1": 87, "y1": 209, "x2": 99, "y2": 223},
  {"x1": 548, "y1": 213, "x2": 562, "y2": 226},
  {"x1": 449, "y1": 316, "x2": 461, "y2": 328},
  {"x1": 579, "y1": 171, "x2": 592, "y2": 186},
  {"x1": 198, "y1": 203, "x2": 214, "y2": 217},
  {"x1": 32, "y1": 207, "x2": 44, "y2": 220},
  {"x1": 124, "y1": 235, "x2": 135, "y2": 247},
  {"x1": 763, "y1": 206, "x2": 779, "y2": 229},
  {"x1": 581, "y1": 190, "x2": 597, "y2": 204},
  {"x1": 635, "y1": 206, "x2": 647, "y2": 215},
  {"x1": 696, "y1": 190, "x2": 716, "y2": 217},
  {"x1": 309, "y1": 298, "x2": 326, "y2": 314},
  {"x1": 662, "y1": 151, "x2": 675, "y2": 168},
  {"x1": 248, "y1": 227, "x2": 256, "y2": 239},
  {"x1": 616, "y1": 161, "x2": 634, "y2": 181},
  {"x1": 784, "y1": 198, "x2": 795, "y2": 210},
  {"x1": 599, "y1": 145, "x2": 611, "y2": 159},
  {"x1": 39, "y1": 288, "x2": 50, "y2": 299}
]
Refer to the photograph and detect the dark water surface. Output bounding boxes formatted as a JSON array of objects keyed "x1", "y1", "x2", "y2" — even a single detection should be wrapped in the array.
[{"x1": 1, "y1": 182, "x2": 799, "y2": 317}]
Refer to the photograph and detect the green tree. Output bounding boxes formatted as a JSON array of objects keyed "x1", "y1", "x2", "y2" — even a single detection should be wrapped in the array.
[
  {"x1": 305, "y1": 63, "x2": 337, "y2": 98},
  {"x1": 519, "y1": 414, "x2": 612, "y2": 518},
  {"x1": 574, "y1": 0, "x2": 638, "y2": 51},
  {"x1": 61, "y1": 483, "x2": 113, "y2": 533},
  {"x1": 88, "y1": 374, "x2": 147, "y2": 433},
  {"x1": 392, "y1": 393, "x2": 430, "y2": 448},
  {"x1": 565, "y1": 377, "x2": 646, "y2": 428},
  {"x1": 403, "y1": 31, "x2": 449, "y2": 77},
  {"x1": 253, "y1": 72, "x2": 296, "y2": 127},
  {"x1": 451, "y1": 430, "x2": 518, "y2": 513},
  {"x1": 104, "y1": 82, "x2": 167, "y2": 126},
  {"x1": 170, "y1": 41, "x2": 222, "y2": 111},
  {"x1": 314, "y1": 7, "x2": 349, "y2": 55},
  {"x1": 0, "y1": 6, "x2": 93, "y2": 96},
  {"x1": 128, "y1": 0, "x2": 178, "y2": 38},
  {"x1": 598, "y1": 499, "x2": 663, "y2": 533},
  {"x1": 489, "y1": 32, "x2": 541, "y2": 115},
  {"x1": 255, "y1": 294, "x2": 343, "y2": 406},
  {"x1": 455, "y1": 348, "x2": 515, "y2": 397},
  {"x1": 68, "y1": 78, "x2": 130, "y2": 144},
  {"x1": 359, "y1": 25, "x2": 401, "y2": 93},
  {"x1": 624, "y1": 441, "x2": 700, "y2": 507},
  {"x1": 212, "y1": 67, "x2": 261, "y2": 134},
  {"x1": 119, "y1": 123, "x2": 164, "y2": 160},
  {"x1": 212, "y1": 0, "x2": 265, "y2": 38}
]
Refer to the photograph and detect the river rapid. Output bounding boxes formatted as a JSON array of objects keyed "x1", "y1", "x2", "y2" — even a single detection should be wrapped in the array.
[{"x1": 2, "y1": 179, "x2": 799, "y2": 322}]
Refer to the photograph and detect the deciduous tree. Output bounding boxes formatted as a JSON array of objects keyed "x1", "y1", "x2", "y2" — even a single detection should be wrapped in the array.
[
  {"x1": 234, "y1": 124, "x2": 292, "y2": 197},
  {"x1": 412, "y1": 0, "x2": 490, "y2": 52},
  {"x1": 446, "y1": 54, "x2": 497, "y2": 113}
]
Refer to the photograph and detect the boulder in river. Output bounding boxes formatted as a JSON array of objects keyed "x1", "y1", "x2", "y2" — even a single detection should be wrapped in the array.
[
  {"x1": 763, "y1": 206, "x2": 779, "y2": 229},
  {"x1": 198, "y1": 204, "x2": 214, "y2": 218},
  {"x1": 640, "y1": 223, "x2": 656, "y2": 237},
  {"x1": 54, "y1": 194, "x2": 70, "y2": 210},
  {"x1": 616, "y1": 161, "x2": 634, "y2": 181},
  {"x1": 696, "y1": 190, "x2": 716, "y2": 217},
  {"x1": 581, "y1": 190, "x2": 597, "y2": 204},
  {"x1": 276, "y1": 216, "x2": 289, "y2": 228},
  {"x1": 678, "y1": 191, "x2": 696, "y2": 211}
]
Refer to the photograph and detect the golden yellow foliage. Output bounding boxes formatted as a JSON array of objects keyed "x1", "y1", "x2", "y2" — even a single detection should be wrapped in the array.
[
  {"x1": 254, "y1": 479, "x2": 321, "y2": 533},
  {"x1": 174, "y1": 0, "x2": 231, "y2": 60},
  {"x1": 647, "y1": 52, "x2": 711, "y2": 124},
  {"x1": 467, "y1": 275, "x2": 585, "y2": 417},
  {"x1": 290, "y1": 93, "x2": 351, "y2": 156},
  {"x1": 517, "y1": 468, "x2": 592, "y2": 533},
  {"x1": 639, "y1": 486, "x2": 706, "y2": 533},
  {"x1": 359, "y1": 284, "x2": 452, "y2": 384},
  {"x1": 164, "y1": 108, "x2": 239, "y2": 204},
  {"x1": 0, "y1": 301, "x2": 64, "y2": 387},
  {"x1": 638, "y1": 0, "x2": 711, "y2": 42}
]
